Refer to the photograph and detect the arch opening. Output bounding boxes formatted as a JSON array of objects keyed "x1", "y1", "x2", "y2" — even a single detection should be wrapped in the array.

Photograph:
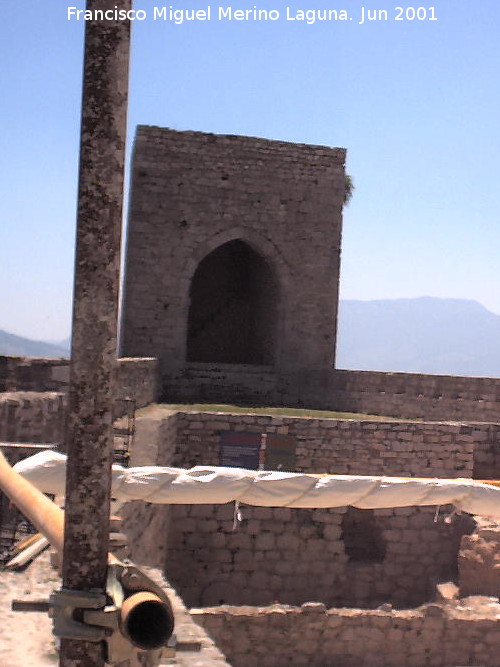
[{"x1": 186, "y1": 240, "x2": 279, "y2": 365}]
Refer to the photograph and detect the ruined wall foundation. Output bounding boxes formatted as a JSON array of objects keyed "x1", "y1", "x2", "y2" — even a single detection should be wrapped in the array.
[{"x1": 194, "y1": 601, "x2": 500, "y2": 667}]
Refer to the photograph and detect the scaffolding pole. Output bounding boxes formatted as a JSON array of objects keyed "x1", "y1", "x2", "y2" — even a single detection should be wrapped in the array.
[{"x1": 61, "y1": 1, "x2": 131, "y2": 666}]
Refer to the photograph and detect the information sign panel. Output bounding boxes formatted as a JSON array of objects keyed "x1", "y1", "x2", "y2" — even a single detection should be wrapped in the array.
[
  {"x1": 264, "y1": 434, "x2": 296, "y2": 471},
  {"x1": 220, "y1": 431, "x2": 261, "y2": 470}
]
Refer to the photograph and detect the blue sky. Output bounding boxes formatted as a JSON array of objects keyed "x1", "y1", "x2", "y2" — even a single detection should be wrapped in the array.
[{"x1": 1, "y1": 0, "x2": 499, "y2": 341}]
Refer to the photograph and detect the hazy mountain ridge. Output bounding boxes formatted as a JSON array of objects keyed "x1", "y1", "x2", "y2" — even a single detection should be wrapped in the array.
[
  {"x1": 0, "y1": 330, "x2": 70, "y2": 358},
  {"x1": 1, "y1": 297, "x2": 499, "y2": 377},
  {"x1": 336, "y1": 297, "x2": 500, "y2": 378}
]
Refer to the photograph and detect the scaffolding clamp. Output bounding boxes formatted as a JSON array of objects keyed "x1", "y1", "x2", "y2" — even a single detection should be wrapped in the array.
[
  {"x1": 49, "y1": 580, "x2": 135, "y2": 665},
  {"x1": 49, "y1": 588, "x2": 111, "y2": 642}
]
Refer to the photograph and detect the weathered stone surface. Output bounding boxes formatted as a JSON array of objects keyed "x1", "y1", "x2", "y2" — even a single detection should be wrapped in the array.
[
  {"x1": 0, "y1": 391, "x2": 64, "y2": 445},
  {"x1": 0, "y1": 357, "x2": 159, "y2": 412},
  {"x1": 121, "y1": 126, "x2": 346, "y2": 401},
  {"x1": 120, "y1": 407, "x2": 478, "y2": 610},
  {"x1": 192, "y1": 601, "x2": 500, "y2": 667},
  {"x1": 459, "y1": 518, "x2": 500, "y2": 597}
]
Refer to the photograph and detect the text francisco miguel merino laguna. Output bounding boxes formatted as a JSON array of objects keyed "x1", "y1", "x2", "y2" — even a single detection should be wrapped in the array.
[{"x1": 68, "y1": 5, "x2": 367, "y2": 25}]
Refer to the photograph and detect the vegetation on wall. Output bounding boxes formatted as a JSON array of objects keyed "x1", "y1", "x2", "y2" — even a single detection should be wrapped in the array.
[{"x1": 344, "y1": 174, "x2": 354, "y2": 205}]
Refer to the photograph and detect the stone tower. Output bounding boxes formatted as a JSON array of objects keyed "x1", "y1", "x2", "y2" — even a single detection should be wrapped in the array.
[{"x1": 121, "y1": 126, "x2": 346, "y2": 403}]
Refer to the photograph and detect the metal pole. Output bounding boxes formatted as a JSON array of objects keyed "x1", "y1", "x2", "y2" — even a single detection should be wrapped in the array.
[{"x1": 61, "y1": 1, "x2": 131, "y2": 666}]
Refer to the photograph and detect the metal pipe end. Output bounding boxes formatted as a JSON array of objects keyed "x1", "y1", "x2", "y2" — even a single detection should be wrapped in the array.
[{"x1": 120, "y1": 591, "x2": 174, "y2": 651}]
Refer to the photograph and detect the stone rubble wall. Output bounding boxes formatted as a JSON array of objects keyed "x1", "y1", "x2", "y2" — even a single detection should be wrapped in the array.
[
  {"x1": 160, "y1": 364, "x2": 500, "y2": 424},
  {"x1": 163, "y1": 363, "x2": 279, "y2": 406},
  {"x1": 330, "y1": 368, "x2": 500, "y2": 423},
  {"x1": 115, "y1": 357, "x2": 159, "y2": 409},
  {"x1": 0, "y1": 356, "x2": 69, "y2": 393},
  {"x1": 118, "y1": 406, "x2": 500, "y2": 665},
  {"x1": 193, "y1": 601, "x2": 500, "y2": 667},
  {"x1": 171, "y1": 411, "x2": 478, "y2": 478},
  {"x1": 120, "y1": 408, "x2": 482, "y2": 609},
  {"x1": 2, "y1": 354, "x2": 500, "y2": 425},
  {"x1": 120, "y1": 407, "x2": 180, "y2": 568},
  {"x1": 459, "y1": 518, "x2": 500, "y2": 598},
  {"x1": 0, "y1": 391, "x2": 65, "y2": 445},
  {"x1": 466, "y1": 424, "x2": 500, "y2": 479},
  {"x1": 167, "y1": 503, "x2": 472, "y2": 609},
  {"x1": 0, "y1": 356, "x2": 159, "y2": 412}
]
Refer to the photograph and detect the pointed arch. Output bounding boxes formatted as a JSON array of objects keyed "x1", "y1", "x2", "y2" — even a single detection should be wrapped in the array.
[
  {"x1": 185, "y1": 227, "x2": 292, "y2": 293},
  {"x1": 186, "y1": 239, "x2": 280, "y2": 365}
]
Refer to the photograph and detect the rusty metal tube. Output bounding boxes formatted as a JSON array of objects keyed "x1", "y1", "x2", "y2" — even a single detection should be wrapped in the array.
[
  {"x1": 0, "y1": 448, "x2": 174, "y2": 650},
  {"x1": 120, "y1": 592, "x2": 175, "y2": 651},
  {"x1": 0, "y1": 448, "x2": 122, "y2": 563},
  {"x1": 0, "y1": 449, "x2": 65, "y2": 553}
]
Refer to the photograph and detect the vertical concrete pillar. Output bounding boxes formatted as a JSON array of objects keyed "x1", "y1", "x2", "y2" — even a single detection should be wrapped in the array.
[{"x1": 61, "y1": 2, "x2": 131, "y2": 666}]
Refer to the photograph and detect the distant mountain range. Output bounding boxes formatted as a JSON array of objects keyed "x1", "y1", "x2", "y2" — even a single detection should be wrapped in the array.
[
  {"x1": 1, "y1": 297, "x2": 499, "y2": 378},
  {"x1": 0, "y1": 330, "x2": 70, "y2": 358},
  {"x1": 336, "y1": 297, "x2": 500, "y2": 378}
]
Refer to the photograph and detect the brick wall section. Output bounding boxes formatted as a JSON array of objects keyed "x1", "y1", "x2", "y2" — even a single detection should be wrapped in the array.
[
  {"x1": 121, "y1": 126, "x2": 346, "y2": 388},
  {"x1": 115, "y1": 357, "x2": 159, "y2": 408},
  {"x1": 121, "y1": 408, "x2": 481, "y2": 609},
  {"x1": 193, "y1": 602, "x2": 500, "y2": 667},
  {"x1": 163, "y1": 363, "x2": 279, "y2": 405},
  {"x1": 330, "y1": 368, "x2": 500, "y2": 422},
  {"x1": 167, "y1": 503, "x2": 472, "y2": 609},
  {"x1": 120, "y1": 407, "x2": 180, "y2": 568},
  {"x1": 0, "y1": 392, "x2": 65, "y2": 445},
  {"x1": 171, "y1": 411, "x2": 477, "y2": 478},
  {"x1": 0, "y1": 357, "x2": 69, "y2": 393},
  {"x1": 156, "y1": 364, "x2": 500, "y2": 423},
  {"x1": 0, "y1": 356, "x2": 159, "y2": 411}
]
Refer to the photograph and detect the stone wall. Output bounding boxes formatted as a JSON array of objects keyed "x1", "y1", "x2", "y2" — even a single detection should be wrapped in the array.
[
  {"x1": 469, "y1": 424, "x2": 500, "y2": 479},
  {"x1": 167, "y1": 503, "x2": 472, "y2": 609},
  {"x1": 115, "y1": 357, "x2": 159, "y2": 409},
  {"x1": 0, "y1": 392, "x2": 65, "y2": 445},
  {"x1": 121, "y1": 126, "x2": 346, "y2": 390},
  {"x1": 193, "y1": 601, "x2": 500, "y2": 667},
  {"x1": 162, "y1": 363, "x2": 279, "y2": 405},
  {"x1": 330, "y1": 369, "x2": 500, "y2": 422},
  {"x1": 120, "y1": 408, "x2": 484, "y2": 609},
  {"x1": 459, "y1": 518, "x2": 500, "y2": 597},
  {"x1": 166, "y1": 411, "x2": 477, "y2": 608},
  {"x1": 120, "y1": 406, "x2": 180, "y2": 568},
  {"x1": 0, "y1": 356, "x2": 159, "y2": 411},
  {"x1": 156, "y1": 363, "x2": 500, "y2": 424},
  {"x1": 171, "y1": 411, "x2": 478, "y2": 478},
  {"x1": 0, "y1": 356, "x2": 69, "y2": 393},
  {"x1": 2, "y1": 354, "x2": 500, "y2": 425}
]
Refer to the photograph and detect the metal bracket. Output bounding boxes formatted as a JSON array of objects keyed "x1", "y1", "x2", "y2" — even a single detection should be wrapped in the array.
[
  {"x1": 49, "y1": 588, "x2": 109, "y2": 642},
  {"x1": 48, "y1": 585, "x2": 136, "y2": 665}
]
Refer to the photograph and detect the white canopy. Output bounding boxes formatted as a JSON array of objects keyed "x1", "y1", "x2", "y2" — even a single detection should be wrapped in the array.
[{"x1": 12, "y1": 449, "x2": 500, "y2": 518}]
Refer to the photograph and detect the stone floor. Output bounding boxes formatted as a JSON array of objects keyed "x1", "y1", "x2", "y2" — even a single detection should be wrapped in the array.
[{"x1": 0, "y1": 551, "x2": 232, "y2": 667}]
